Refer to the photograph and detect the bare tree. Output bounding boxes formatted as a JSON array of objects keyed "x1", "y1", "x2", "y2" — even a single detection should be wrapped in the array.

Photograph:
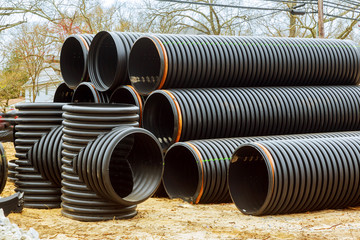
[
  {"x1": 145, "y1": 0, "x2": 248, "y2": 35},
  {"x1": 10, "y1": 23, "x2": 52, "y2": 102}
]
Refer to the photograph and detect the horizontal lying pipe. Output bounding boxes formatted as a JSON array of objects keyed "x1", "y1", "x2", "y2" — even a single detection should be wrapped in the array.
[
  {"x1": 87, "y1": 32, "x2": 141, "y2": 92},
  {"x1": 163, "y1": 131, "x2": 360, "y2": 204},
  {"x1": 76, "y1": 126, "x2": 163, "y2": 205},
  {"x1": 110, "y1": 85, "x2": 144, "y2": 126},
  {"x1": 229, "y1": 136, "x2": 360, "y2": 215},
  {"x1": 143, "y1": 86, "x2": 360, "y2": 149},
  {"x1": 72, "y1": 82, "x2": 109, "y2": 103},
  {"x1": 60, "y1": 34, "x2": 94, "y2": 89},
  {"x1": 53, "y1": 83, "x2": 74, "y2": 103},
  {"x1": 129, "y1": 35, "x2": 360, "y2": 95}
]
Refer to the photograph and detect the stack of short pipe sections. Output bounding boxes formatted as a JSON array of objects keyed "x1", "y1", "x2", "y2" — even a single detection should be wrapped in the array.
[
  {"x1": 229, "y1": 136, "x2": 360, "y2": 215},
  {"x1": 164, "y1": 131, "x2": 360, "y2": 204},
  {"x1": 60, "y1": 32, "x2": 142, "y2": 103},
  {"x1": 14, "y1": 103, "x2": 65, "y2": 208},
  {"x1": 129, "y1": 35, "x2": 360, "y2": 95},
  {"x1": 61, "y1": 103, "x2": 163, "y2": 221}
]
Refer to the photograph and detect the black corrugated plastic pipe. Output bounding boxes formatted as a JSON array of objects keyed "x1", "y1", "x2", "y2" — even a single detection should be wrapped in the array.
[
  {"x1": 72, "y1": 82, "x2": 109, "y2": 103},
  {"x1": 53, "y1": 83, "x2": 74, "y2": 103},
  {"x1": 110, "y1": 85, "x2": 144, "y2": 126},
  {"x1": 87, "y1": 32, "x2": 141, "y2": 92},
  {"x1": 143, "y1": 86, "x2": 360, "y2": 149},
  {"x1": 8, "y1": 159, "x2": 17, "y2": 183},
  {"x1": 61, "y1": 103, "x2": 141, "y2": 221},
  {"x1": 14, "y1": 103, "x2": 65, "y2": 208},
  {"x1": 229, "y1": 136, "x2": 360, "y2": 215},
  {"x1": 60, "y1": 34, "x2": 94, "y2": 89},
  {"x1": 75, "y1": 126, "x2": 163, "y2": 206},
  {"x1": 129, "y1": 35, "x2": 360, "y2": 95},
  {"x1": 0, "y1": 143, "x2": 7, "y2": 194},
  {"x1": 28, "y1": 126, "x2": 63, "y2": 187},
  {"x1": 164, "y1": 131, "x2": 360, "y2": 204}
]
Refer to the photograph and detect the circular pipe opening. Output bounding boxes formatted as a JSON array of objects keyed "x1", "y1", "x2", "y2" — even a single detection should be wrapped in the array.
[
  {"x1": 72, "y1": 83, "x2": 100, "y2": 103},
  {"x1": 163, "y1": 144, "x2": 200, "y2": 202},
  {"x1": 60, "y1": 36, "x2": 87, "y2": 89},
  {"x1": 110, "y1": 86, "x2": 139, "y2": 106},
  {"x1": 142, "y1": 92, "x2": 177, "y2": 149},
  {"x1": 108, "y1": 129, "x2": 163, "y2": 204},
  {"x1": 88, "y1": 32, "x2": 120, "y2": 91},
  {"x1": 129, "y1": 37, "x2": 162, "y2": 95},
  {"x1": 228, "y1": 145, "x2": 270, "y2": 215},
  {"x1": 53, "y1": 83, "x2": 74, "y2": 103}
]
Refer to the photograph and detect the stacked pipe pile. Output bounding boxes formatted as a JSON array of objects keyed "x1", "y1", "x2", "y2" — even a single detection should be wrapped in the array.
[
  {"x1": 61, "y1": 104, "x2": 163, "y2": 221},
  {"x1": 128, "y1": 34, "x2": 360, "y2": 214},
  {"x1": 14, "y1": 103, "x2": 65, "y2": 208},
  {"x1": 58, "y1": 32, "x2": 143, "y2": 109}
]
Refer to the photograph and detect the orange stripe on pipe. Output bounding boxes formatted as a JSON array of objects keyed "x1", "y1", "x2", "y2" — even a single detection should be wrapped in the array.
[
  {"x1": 152, "y1": 35, "x2": 168, "y2": 90},
  {"x1": 186, "y1": 142, "x2": 204, "y2": 204},
  {"x1": 127, "y1": 85, "x2": 143, "y2": 127},
  {"x1": 90, "y1": 83, "x2": 101, "y2": 103},
  {"x1": 254, "y1": 143, "x2": 275, "y2": 195},
  {"x1": 78, "y1": 35, "x2": 89, "y2": 51},
  {"x1": 163, "y1": 90, "x2": 182, "y2": 143}
]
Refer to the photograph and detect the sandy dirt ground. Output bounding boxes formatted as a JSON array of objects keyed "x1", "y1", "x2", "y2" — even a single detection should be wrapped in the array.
[{"x1": 2, "y1": 142, "x2": 360, "y2": 240}]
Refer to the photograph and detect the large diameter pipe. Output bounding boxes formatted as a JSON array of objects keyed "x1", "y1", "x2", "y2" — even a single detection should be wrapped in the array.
[
  {"x1": 143, "y1": 86, "x2": 360, "y2": 149},
  {"x1": 87, "y1": 32, "x2": 141, "y2": 92},
  {"x1": 163, "y1": 131, "x2": 360, "y2": 204},
  {"x1": 60, "y1": 34, "x2": 94, "y2": 89},
  {"x1": 129, "y1": 35, "x2": 360, "y2": 95},
  {"x1": 229, "y1": 136, "x2": 360, "y2": 215},
  {"x1": 76, "y1": 126, "x2": 163, "y2": 205},
  {"x1": 61, "y1": 103, "x2": 141, "y2": 221}
]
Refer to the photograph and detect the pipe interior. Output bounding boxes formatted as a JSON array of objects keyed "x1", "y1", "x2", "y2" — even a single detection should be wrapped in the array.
[
  {"x1": 129, "y1": 37, "x2": 161, "y2": 93},
  {"x1": 54, "y1": 83, "x2": 74, "y2": 102},
  {"x1": 97, "y1": 34, "x2": 117, "y2": 88},
  {"x1": 229, "y1": 145, "x2": 269, "y2": 215},
  {"x1": 72, "y1": 84, "x2": 97, "y2": 103},
  {"x1": 109, "y1": 132, "x2": 163, "y2": 202},
  {"x1": 110, "y1": 87, "x2": 137, "y2": 106},
  {"x1": 143, "y1": 93, "x2": 175, "y2": 149},
  {"x1": 60, "y1": 37, "x2": 85, "y2": 87},
  {"x1": 163, "y1": 145, "x2": 199, "y2": 202}
]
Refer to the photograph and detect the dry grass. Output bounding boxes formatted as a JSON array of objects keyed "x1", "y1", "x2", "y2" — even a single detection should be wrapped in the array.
[{"x1": 2, "y1": 142, "x2": 360, "y2": 239}]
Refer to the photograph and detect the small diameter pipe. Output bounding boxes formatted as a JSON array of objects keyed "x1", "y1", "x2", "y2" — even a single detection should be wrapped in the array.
[
  {"x1": 110, "y1": 85, "x2": 143, "y2": 126},
  {"x1": 72, "y1": 82, "x2": 109, "y2": 103},
  {"x1": 229, "y1": 137, "x2": 360, "y2": 215},
  {"x1": 60, "y1": 34, "x2": 94, "y2": 89},
  {"x1": 53, "y1": 83, "x2": 74, "y2": 103}
]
